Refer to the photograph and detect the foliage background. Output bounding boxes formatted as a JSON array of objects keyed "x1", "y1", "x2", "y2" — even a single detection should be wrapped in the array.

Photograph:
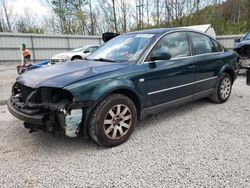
[{"x1": 0, "y1": 0, "x2": 249, "y2": 35}]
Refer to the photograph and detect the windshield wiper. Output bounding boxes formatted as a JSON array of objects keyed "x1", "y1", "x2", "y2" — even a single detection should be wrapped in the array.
[{"x1": 91, "y1": 58, "x2": 116, "y2": 62}]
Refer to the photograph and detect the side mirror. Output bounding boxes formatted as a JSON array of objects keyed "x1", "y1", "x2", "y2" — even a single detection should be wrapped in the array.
[
  {"x1": 150, "y1": 51, "x2": 171, "y2": 61},
  {"x1": 84, "y1": 50, "x2": 90, "y2": 53},
  {"x1": 235, "y1": 38, "x2": 241, "y2": 43}
]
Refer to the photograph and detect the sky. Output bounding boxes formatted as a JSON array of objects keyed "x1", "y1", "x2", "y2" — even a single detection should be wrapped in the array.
[
  {"x1": 8, "y1": 0, "x2": 136, "y2": 18},
  {"x1": 8, "y1": 0, "x2": 49, "y2": 18}
]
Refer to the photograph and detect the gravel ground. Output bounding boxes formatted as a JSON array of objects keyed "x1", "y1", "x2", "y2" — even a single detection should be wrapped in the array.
[
  {"x1": 0, "y1": 71, "x2": 250, "y2": 187},
  {"x1": 0, "y1": 64, "x2": 17, "y2": 104}
]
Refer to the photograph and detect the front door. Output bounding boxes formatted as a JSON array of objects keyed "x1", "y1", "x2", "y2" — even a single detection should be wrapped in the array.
[{"x1": 143, "y1": 31, "x2": 196, "y2": 107}]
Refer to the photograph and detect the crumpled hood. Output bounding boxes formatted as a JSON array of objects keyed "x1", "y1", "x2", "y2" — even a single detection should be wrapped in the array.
[
  {"x1": 16, "y1": 60, "x2": 131, "y2": 88},
  {"x1": 234, "y1": 40, "x2": 250, "y2": 50}
]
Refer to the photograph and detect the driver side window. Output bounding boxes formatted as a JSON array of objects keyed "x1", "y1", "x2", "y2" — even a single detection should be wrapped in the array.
[{"x1": 147, "y1": 32, "x2": 190, "y2": 61}]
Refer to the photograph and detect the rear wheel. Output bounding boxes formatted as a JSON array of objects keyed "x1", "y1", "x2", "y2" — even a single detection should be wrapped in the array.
[
  {"x1": 88, "y1": 94, "x2": 137, "y2": 147},
  {"x1": 210, "y1": 73, "x2": 232, "y2": 103}
]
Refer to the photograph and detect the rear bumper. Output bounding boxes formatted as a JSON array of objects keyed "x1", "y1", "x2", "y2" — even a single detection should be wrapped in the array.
[{"x1": 7, "y1": 99, "x2": 46, "y2": 125}]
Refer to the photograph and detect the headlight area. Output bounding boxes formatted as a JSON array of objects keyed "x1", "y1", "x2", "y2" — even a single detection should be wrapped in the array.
[{"x1": 9, "y1": 83, "x2": 89, "y2": 137}]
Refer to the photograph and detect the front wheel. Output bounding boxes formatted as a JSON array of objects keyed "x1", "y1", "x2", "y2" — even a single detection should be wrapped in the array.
[
  {"x1": 210, "y1": 73, "x2": 232, "y2": 103},
  {"x1": 88, "y1": 94, "x2": 137, "y2": 147}
]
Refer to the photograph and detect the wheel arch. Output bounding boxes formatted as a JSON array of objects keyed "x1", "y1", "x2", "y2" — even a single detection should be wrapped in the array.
[
  {"x1": 71, "y1": 55, "x2": 83, "y2": 60},
  {"x1": 219, "y1": 65, "x2": 236, "y2": 83},
  {"x1": 224, "y1": 69, "x2": 235, "y2": 82},
  {"x1": 80, "y1": 86, "x2": 142, "y2": 139},
  {"x1": 109, "y1": 88, "x2": 141, "y2": 118},
  {"x1": 93, "y1": 87, "x2": 142, "y2": 119}
]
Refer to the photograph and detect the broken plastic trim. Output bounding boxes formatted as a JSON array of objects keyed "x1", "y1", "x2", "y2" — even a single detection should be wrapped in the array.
[
  {"x1": 57, "y1": 109, "x2": 83, "y2": 138},
  {"x1": 65, "y1": 109, "x2": 82, "y2": 137},
  {"x1": 26, "y1": 99, "x2": 70, "y2": 111}
]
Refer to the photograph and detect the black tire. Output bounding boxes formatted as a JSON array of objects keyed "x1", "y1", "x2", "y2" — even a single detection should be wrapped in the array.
[
  {"x1": 88, "y1": 94, "x2": 137, "y2": 147},
  {"x1": 210, "y1": 73, "x2": 232, "y2": 103},
  {"x1": 71, "y1": 56, "x2": 82, "y2": 61}
]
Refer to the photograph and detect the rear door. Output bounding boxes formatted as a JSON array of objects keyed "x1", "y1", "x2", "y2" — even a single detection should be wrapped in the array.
[{"x1": 188, "y1": 32, "x2": 223, "y2": 94}]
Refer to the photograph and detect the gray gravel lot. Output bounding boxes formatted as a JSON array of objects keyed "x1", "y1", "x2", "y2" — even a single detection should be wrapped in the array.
[
  {"x1": 0, "y1": 64, "x2": 17, "y2": 104},
  {"x1": 0, "y1": 68, "x2": 250, "y2": 187}
]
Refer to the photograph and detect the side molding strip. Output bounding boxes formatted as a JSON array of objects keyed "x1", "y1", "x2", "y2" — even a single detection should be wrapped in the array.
[{"x1": 148, "y1": 76, "x2": 217, "y2": 95}]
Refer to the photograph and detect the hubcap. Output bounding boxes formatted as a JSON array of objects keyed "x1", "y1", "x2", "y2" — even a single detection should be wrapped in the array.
[
  {"x1": 220, "y1": 77, "x2": 231, "y2": 99},
  {"x1": 103, "y1": 104, "x2": 132, "y2": 140}
]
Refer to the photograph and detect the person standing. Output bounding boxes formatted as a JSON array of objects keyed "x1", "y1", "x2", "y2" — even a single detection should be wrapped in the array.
[
  {"x1": 17, "y1": 44, "x2": 31, "y2": 74},
  {"x1": 22, "y1": 44, "x2": 31, "y2": 66}
]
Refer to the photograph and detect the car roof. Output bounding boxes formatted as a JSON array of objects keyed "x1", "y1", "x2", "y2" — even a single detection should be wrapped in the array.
[
  {"x1": 72, "y1": 45, "x2": 99, "y2": 50},
  {"x1": 84, "y1": 45, "x2": 100, "y2": 47},
  {"x1": 127, "y1": 28, "x2": 185, "y2": 35},
  {"x1": 125, "y1": 27, "x2": 218, "y2": 39}
]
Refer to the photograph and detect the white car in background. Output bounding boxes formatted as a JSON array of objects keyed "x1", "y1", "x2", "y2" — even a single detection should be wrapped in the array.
[{"x1": 50, "y1": 45, "x2": 99, "y2": 64}]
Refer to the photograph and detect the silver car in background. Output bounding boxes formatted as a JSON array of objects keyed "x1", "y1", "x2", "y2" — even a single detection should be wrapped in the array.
[{"x1": 50, "y1": 45, "x2": 99, "y2": 63}]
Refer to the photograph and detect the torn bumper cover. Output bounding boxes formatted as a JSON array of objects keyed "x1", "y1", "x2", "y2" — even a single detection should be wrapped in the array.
[
  {"x1": 7, "y1": 98, "x2": 46, "y2": 125},
  {"x1": 7, "y1": 83, "x2": 94, "y2": 137}
]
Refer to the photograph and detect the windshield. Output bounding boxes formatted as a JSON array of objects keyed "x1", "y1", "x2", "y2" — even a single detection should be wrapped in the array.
[
  {"x1": 71, "y1": 46, "x2": 87, "y2": 52},
  {"x1": 87, "y1": 33, "x2": 155, "y2": 63},
  {"x1": 244, "y1": 33, "x2": 250, "y2": 40}
]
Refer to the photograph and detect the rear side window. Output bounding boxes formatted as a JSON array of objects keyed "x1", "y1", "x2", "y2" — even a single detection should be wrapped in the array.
[
  {"x1": 189, "y1": 32, "x2": 214, "y2": 55},
  {"x1": 211, "y1": 39, "x2": 223, "y2": 52},
  {"x1": 149, "y1": 32, "x2": 190, "y2": 59}
]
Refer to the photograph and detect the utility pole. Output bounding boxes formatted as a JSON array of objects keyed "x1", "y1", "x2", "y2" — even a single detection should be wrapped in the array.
[
  {"x1": 136, "y1": 0, "x2": 143, "y2": 29},
  {"x1": 156, "y1": 0, "x2": 160, "y2": 26}
]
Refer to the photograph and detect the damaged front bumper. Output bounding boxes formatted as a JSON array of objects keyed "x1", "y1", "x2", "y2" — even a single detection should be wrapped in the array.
[
  {"x1": 7, "y1": 83, "x2": 94, "y2": 137},
  {"x1": 7, "y1": 98, "x2": 46, "y2": 126},
  {"x1": 239, "y1": 59, "x2": 250, "y2": 69}
]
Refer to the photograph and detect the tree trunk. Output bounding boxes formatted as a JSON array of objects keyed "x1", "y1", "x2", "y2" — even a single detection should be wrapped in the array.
[
  {"x1": 156, "y1": 0, "x2": 160, "y2": 26},
  {"x1": 88, "y1": 0, "x2": 94, "y2": 35},
  {"x1": 112, "y1": 0, "x2": 118, "y2": 33},
  {"x1": 2, "y1": 0, "x2": 12, "y2": 32},
  {"x1": 247, "y1": 0, "x2": 250, "y2": 30}
]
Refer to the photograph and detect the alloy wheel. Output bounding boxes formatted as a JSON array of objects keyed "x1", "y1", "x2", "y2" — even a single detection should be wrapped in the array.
[
  {"x1": 220, "y1": 77, "x2": 231, "y2": 99},
  {"x1": 103, "y1": 104, "x2": 132, "y2": 140}
]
